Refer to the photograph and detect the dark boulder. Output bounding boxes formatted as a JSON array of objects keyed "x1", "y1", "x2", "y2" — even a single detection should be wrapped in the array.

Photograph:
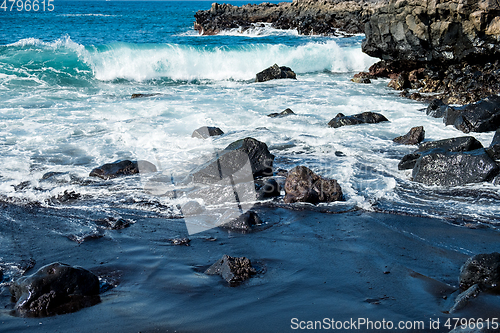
[
  {"x1": 89, "y1": 160, "x2": 157, "y2": 180},
  {"x1": 221, "y1": 211, "x2": 262, "y2": 232},
  {"x1": 267, "y1": 108, "x2": 295, "y2": 118},
  {"x1": 328, "y1": 112, "x2": 388, "y2": 128},
  {"x1": 255, "y1": 64, "x2": 296, "y2": 82},
  {"x1": 192, "y1": 126, "x2": 224, "y2": 139},
  {"x1": 412, "y1": 149, "x2": 499, "y2": 186},
  {"x1": 487, "y1": 128, "x2": 500, "y2": 160},
  {"x1": 444, "y1": 96, "x2": 500, "y2": 133},
  {"x1": 491, "y1": 128, "x2": 500, "y2": 147},
  {"x1": 426, "y1": 99, "x2": 447, "y2": 118},
  {"x1": 459, "y1": 253, "x2": 500, "y2": 292},
  {"x1": 398, "y1": 136, "x2": 484, "y2": 170},
  {"x1": 205, "y1": 255, "x2": 256, "y2": 286},
  {"x1": 131, "y1": 93, "x2": 160, "y2": 99},
  {"x1": 256, "y1": 178, "x2": 280, "y2": 199},
  {"x1": 95, "y1": 217, "x2": 134, "y2": 230},
  {"x1": 284, "y1": 166, "x2": 343, "y2": 204},
  {"x1": 9, "y1": 262, "x2": 100, "y2": 317},
  {"x1": 393, "y1": 126, "x2": 425, "y2": 145},
  {"x1": 191, "y1": 137, "x2": 274, "y2": 184}
]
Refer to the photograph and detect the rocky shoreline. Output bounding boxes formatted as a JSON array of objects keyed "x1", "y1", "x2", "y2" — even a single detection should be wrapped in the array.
[{"x1": 195, "y1": 0, "x2": 500, "y2": 105}]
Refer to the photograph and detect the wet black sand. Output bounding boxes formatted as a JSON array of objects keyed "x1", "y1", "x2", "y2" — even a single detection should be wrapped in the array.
[{"x1": 2, "y1": 202, "x2": 500, "y2": 332}]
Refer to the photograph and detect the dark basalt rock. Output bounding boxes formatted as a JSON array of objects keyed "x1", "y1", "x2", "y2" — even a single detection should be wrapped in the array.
[
  {"x1": 95, "y1": 217, "x2": 134, "y2": 230},
  {"x1": 169, "y1": 238, "x2": 191, "y2": 246},
  {"x1": 398, "y1": 136, "x2": 484, "y2": 170},
  {"x1": 256, "y1": 178, "x2": 280, "y2": 199},
  {"x1": 192, "y1": 126, "x2": 224, "y2": 139},
  {"x1": 426, "y1": 99, "x2": 447, "y2": 118},
  {"x1": 205, "y1": 254, "x2": 256, "y2": 286},
  {"x1": 459, "y1": 253, "x2": 500, "y2": 292},
  {"x1": 328, "y1": 111, "x2": 388, "y2": 128},
  {"x1": 89, "y1": 160, "x2": 157, "y2": 180},
  {"x1": 57, "y1": 190, "x2": 80, "y2": 202},
  {"x1": 221, "y1": 211, "x2": 263, "y2": 231},
  {"x1": 443, "y1": 96, "x2": 500, "y2": 133},
  {"x1": 9, "y1": 262, "x2": 100, "y2": 317},
  {"x1": 267, "y1": 108, "x2": 295, "y2": 118},
  {"x1": 191, "y1": 137, "x2": 274, "y2": 184},
  {"x1": 412, "y1": 148, "x2": 499, "y2": 187},
  {"x1": 284, "y1": 166, "x2": 343, "y2": 204},
  {"x1": 393, "y1": 126, "x2": 425, "y2": 145},
  {"x1": 255, "y1": 64, "x2": 296, "y2": 82},
  {"x1": 387, "y1": 72, "x2": 411, "y2": 90},
  {"x1": 491, "y1": 128, "x2": 500, "y2": 147},
  {"x1": 487, "y1": 128, "x2": 500, "y2": 160}
]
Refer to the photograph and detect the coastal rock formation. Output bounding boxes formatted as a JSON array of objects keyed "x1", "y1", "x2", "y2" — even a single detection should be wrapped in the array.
[
  {"x1": 192, "y1": 126, "x2": 224, "y2": 139},
  {"x1": 255, "y1": 64, "x2": 296, "y2": 82},
  {"x1": 191, "y1": 137, "x2": 274, "y2": 184},
  {"x1": 268, "y1": 108, "x2": 295, "y2": 118},
  {"x1": 393, "y1": 126, "x2": 425, "y2": 145},
  {"x1": 398, "y1": 136, "x2": 484, "y2": 170},
  {"x1": 361, "y1": 0, "x2": 500, "y2": 104},
  {"x1": 444, "y1": 95, "x2": 500, "y2": 133},
  {"x1": 412, "y1": 148, "x2": 499, "y2": 186},
  {"x1": 284, "y1": 166, "x2": 343, "y2": 204},
  {"x1": 221, "y1": 211, "x2": 263, "y2": 231},
  {"x1": 89, "y1": 160, "x2": 157, "y2": 180},
  {"x1": 194, "y1": 0, "x2": 384, "y2": 36},
  {"x1": 328, "y1": 111, "x2": 389, "y2": 128},
  {"x1": 10, "y1": 262, "x2": 100, "y2": 317},
  {"x1": 256, "y1": 177, "x2": 281, "y2": 199},
  {"x1": 459, "y1": 253, "x2": 500, "y2": 292},
  {"x1": 205, "y1": 255, "x2": 257, "y2": 286}
]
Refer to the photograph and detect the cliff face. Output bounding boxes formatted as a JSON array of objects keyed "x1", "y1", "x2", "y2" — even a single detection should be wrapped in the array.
[
  {"x1": 362, "y1": 0, "x2": 500, "y2": 64},
  {"x1": 194, "y1": 0, "x2": 384, "y2": 36}
]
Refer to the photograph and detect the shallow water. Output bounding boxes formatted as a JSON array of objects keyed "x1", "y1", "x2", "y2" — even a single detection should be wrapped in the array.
[{"x1": 2, "y1": 1, "x2": 500, "y2": 331}]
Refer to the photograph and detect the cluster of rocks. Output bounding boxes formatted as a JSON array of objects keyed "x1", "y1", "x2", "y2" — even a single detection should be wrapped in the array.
[
  {"x1": 398, "y1": 134, "x2": 500, "y2": 187},
  {"x1": 194, "y1": 0, "x2": 385, "y2": 36}
]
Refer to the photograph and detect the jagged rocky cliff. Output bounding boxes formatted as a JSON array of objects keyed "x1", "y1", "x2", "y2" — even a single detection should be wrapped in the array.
[{"x1": 194, "y1": 0, "x2": 385, "y2": 36}]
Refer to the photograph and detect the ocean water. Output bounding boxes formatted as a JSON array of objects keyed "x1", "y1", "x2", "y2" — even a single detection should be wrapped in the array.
[
  {"x1": 1, "y1": 1, "x2": 498, "y2": 226},
  {"x1": 2, "y1": 1, "x2": 500, "y2": 331}
]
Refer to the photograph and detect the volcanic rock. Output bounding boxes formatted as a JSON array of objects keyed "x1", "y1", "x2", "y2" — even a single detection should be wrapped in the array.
[
  {"x1": 393, "y1": 126, "x2": 425, "y2": 145},
  {"x1": 255, "y1": 64, "x2": 296, "y2": 82},
  {"x1": 328, "y1": 111, "x2": 389, "y2": 128},
  {"x1": 89, "y1": 160, "x2": 157, "y2": 180},
  {"x1": 205, "y1": 254, "x2": 256, "y2": 286},
  {"x1": 10, "y1": 262, "x2": 100, "y2": 317},
  {"x1": 443, "y1": 95, "x2": 500, "y2": 133},
  {"x1": 459, "y1": 253, "x2": 500, "y2": 292},
  {"x1": 284, "y1": 166, "x2": 343, "y2": 204},
  {"x1": 192, "y1": 126, "x2": 224, "y2": 139},
  {"x1": 267, "y1": 108, "x2": 295, "y2": 118}
]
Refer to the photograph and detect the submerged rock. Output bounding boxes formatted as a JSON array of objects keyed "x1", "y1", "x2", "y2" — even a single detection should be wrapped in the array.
[
  {"x1": 10, "y1": 262, "x2": 100, "y2": 317},
  {"x1": 444, "y1": 96, "x2": 500, "y2": 133},
  {"x1": 89, "y1": 160, "x2": 157, "y2": 180},
  {"x1": 191, "y1": 137, "x2": 274, "y2": 184},
  {"x1": 221, "y1": 210, "x2": 263, "y2": 232},
  {"x1": 255, "y1": 64, "x2": 296, "y2": 82},
  {"x1": 412, "y1": 149, "x2": 499, "y2": 186},
  {"x1": 284, "y1": 166, "x2": 343, "y2": 204},
  {"x1": 205, "y1": 254, "x2": 256, "y2": 286},
  {"x1": 393, "y1": 126, "x2": 425, "y2": 145},
  {"x1": 459, "y1": 253, "x2": 500, "y2": 292},
  {"x1": 95, "y1": 217, "x2": 134, "y2": 230},
  {"x1": 131, "y1": 93, "x2": 160, "y2": 99},
  {"x1": 267, "y1": 108, "x2": 295, "y2": 118},
  {"x1": 328, "y1": 112, "x2": 388, "y2": 128},
  {"x1": 191, "y1": 126, "x2": 224, "y2": 139}
]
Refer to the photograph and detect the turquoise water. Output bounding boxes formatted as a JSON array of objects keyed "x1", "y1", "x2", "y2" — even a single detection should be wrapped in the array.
[{"x1": 0, "y1": 1, "x2": 499, "y2": 225}]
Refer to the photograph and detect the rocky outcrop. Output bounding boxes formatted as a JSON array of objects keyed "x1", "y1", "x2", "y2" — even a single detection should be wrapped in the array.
[
  {"x1": 255, "y1": 64, "x2": 296, "y2": 82},
  {"x1": 393, "y1": 126, "x2": 425, "y2": 145},
  {"x1": 412, "y1": 148, "x2": 499, "y2": 186},
  {"x1": 360, "y1": 0, "x2": 500, "y2": 104},
  {"x1": 328, "y1": 111, "x2": 389, "y2": 128},
  {"x1": 191, "y1": 137, "x2": 274, "y2": 184},
  {"x1": 443, "y1": 95, "x2": 500, "y2": 133},
  {"x1": 194, "y1": 0, "x2": 384, "y2": 36},
  {"x1": 205, "y1": 255, "x2": 257, "y2": 286},
  {"x1": 284, "y1": 166, "x2": 343, "y2": 204},
  {"x1": 192, "y1": 126, "x2": 224, "y2": 139},
  {"x1": 89, "y1": 160, "x2": 157, "y2": 180},
  {"x1": 459, "y1": 253, "x2": 500, "y2": 292},
  {"x1": 10, "y1": 262, "x2": 100, "y2": 317}
]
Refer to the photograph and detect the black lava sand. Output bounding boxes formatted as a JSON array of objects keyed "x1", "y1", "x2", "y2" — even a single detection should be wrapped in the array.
[{"x1": 2, "y1": 202, "x2": 500, "y2": 332}]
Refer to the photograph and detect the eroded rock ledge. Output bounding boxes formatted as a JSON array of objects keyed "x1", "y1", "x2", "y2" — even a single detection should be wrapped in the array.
[
  {"x1": 360, "y1": 0, "x2": 500, "y2": 104},
  {"x1": 194, "y1": 0, "x2": 386, "y2": 36}
]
